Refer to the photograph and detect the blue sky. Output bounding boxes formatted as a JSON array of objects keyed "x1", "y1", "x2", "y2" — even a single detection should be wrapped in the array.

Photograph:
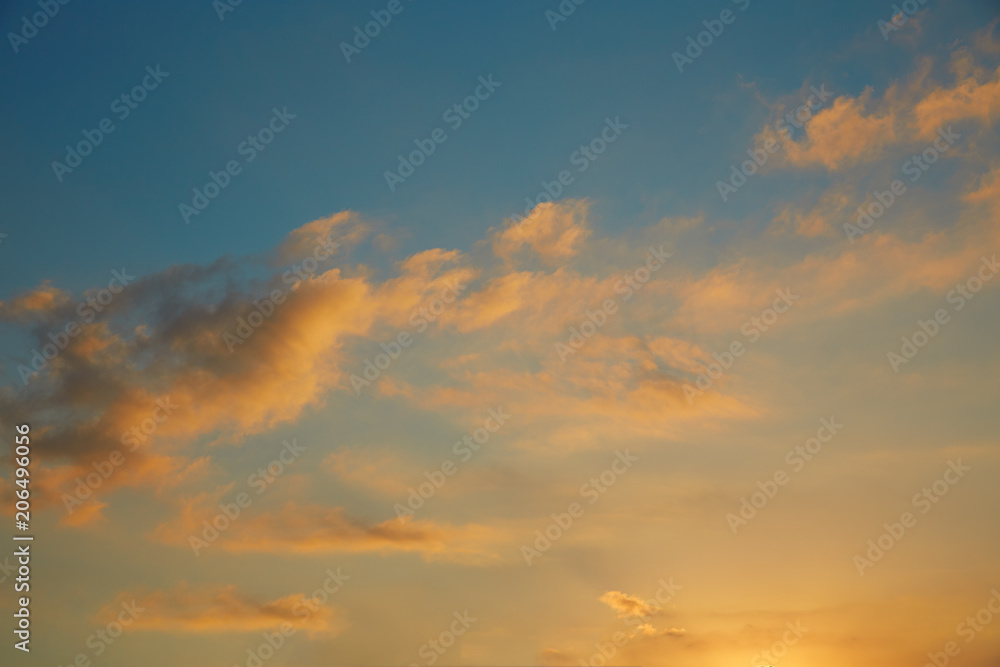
[
  {"x1": 2, "y1": 0, "x2": 990, "y2": 294},
  {"x1": 2, "y1": 2, "x2": 1000, "y2": 666}
]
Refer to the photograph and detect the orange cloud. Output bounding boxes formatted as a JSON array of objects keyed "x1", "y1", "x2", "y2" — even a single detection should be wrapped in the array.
[
  {"x1": 444, "y1": 271, "x2": 537, "y2": 332},
  {"x1": 371, "y1": 249, "x2": 477, "y2": 328},
  {"x1": 647, "y1": 337, "x2": 710, "y2": 374},
  {"x1": 95, "y1": 583, "x2": 343, "y2": 636},
  {"x1": 391, "y1": 337, "x2": 758, "y2": 455},
  {"x1": 273, "y1": 209, "x2": 365, "y2": 264},
  {"x1": 492, "y1": 199, "x2": 590, "y2": 264},
  {"x1": 769, "y1": 186, "x2": 853, "y2": 238},
  {"x1": 0, "y1": 282, "x2": 71, "y2": 322},
  {"x1": 323, "y1": 447, "x2": 413, "y2": 496},
  {"x1": 58, "y1": 499, "x2": 108, "y2": 527},
  {"x1": 758, "y1": 41, "x2": 1000, "y2": 174},
  {"x1": 779, "y1": 91, "x2": 897, "y2": 170},
  {"x1": 0, "y1": 213, "x2": 486, "y2": 515},
  {"x1": 153, "y1": 496, "x2": 510, "y2": 565},
  {"x1": 965, "y1": 163, "x2": 1000, "y2": 212},
  {"x1": 914, "y1": 64, "x2": 1000, "y2": 139},
  {"x1": 600, "y1": 590, "x2": 660, "y2": 618}
]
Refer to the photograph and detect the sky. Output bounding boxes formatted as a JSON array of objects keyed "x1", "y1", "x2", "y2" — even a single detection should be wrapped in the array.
[{"x1": 1, "y1": 1, "x2": 1000, "y2": 666}]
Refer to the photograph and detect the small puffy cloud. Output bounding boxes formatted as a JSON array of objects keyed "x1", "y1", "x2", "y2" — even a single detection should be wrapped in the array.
[{"x1": 600, "y1": 590, "x2": 661, "y2": 619}]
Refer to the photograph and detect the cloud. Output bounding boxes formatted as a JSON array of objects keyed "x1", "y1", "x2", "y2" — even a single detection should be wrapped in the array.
[
  {"x1": 492, "y1": 199, "x2": 590, "y2": 265},
  {"x1": 759, "y1": 43, "x2": 1000, "y2": 174},
  {"x1": 0, "y1": 214, "x2": 475, "y2": 513},
  {"x1": 647, "y1": 337, "x2": 710, "y2": 374},
  {"x1": 95, "y1": 583, "x2": 344, "y2": 636},
  {"x1": 669, "y1": 179, "x2": 1000, "y2": 338},
  {"x1": 153, "y1": 497, "x2": 511, "y2": 565},
  {"x1": 370, "y1": 249, "x2": 478, "y2": 328},
  {"x1": 323, "y1": 447, "x2": 413, "y2": 496},
  {"x1": 600, "y1": 590, "x2": 660, "y2": 619},
  {"x1": 965, "y1": 163, "x2": 1000, "y2": 212},
  {"x1": 778, "y1": 91, "x2": 897, "y2": 170},
  {"x1": 389, "y1": 339, "x2": 758, "y2": 456},
  {"x1": 3, "y1": 75, "x2": 997, "y2": 524},
  {"x1": 272, "y1": 210, "x2": 362, "y2": 264},
  {"x1": 444, "y1": 271, "x2": 543, "y2": 332},
  {"x1": 59, "y1": 499, "x2": 108, "y2": 527},
  {"x1": 769, "y1": 186, "x2": 854, "y2": 238},
  {"x1": 0, "y1": 282, "x2": 71, "y2": 323},
  {"x1": 540, "y1": 648, "x2": 579, "y2": 666},
  {"x1": 913, "y1": 63, "x2": 1000, "y2": 139}
]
